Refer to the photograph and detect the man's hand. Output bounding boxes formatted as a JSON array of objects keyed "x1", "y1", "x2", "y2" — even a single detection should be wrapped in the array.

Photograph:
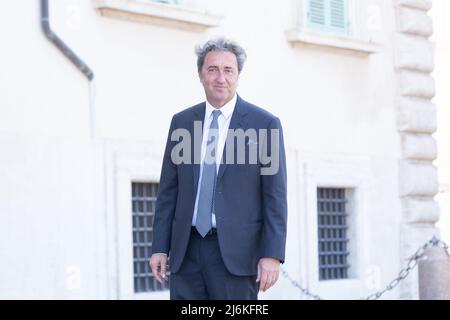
[
  {"x1": 149, "y1": 253, "x2": 168, "y2": 284},
  {"x1": 256, "y1": 257, "x2": 280, "y2": 292}
]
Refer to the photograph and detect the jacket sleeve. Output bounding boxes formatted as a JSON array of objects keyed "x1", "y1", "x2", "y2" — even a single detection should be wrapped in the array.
[
  {"x1": 151, "y1": 116, "x2": 178, "y2": 255},
  {"x1": 260, "y1": 117, "x2": 288, "y2": 263}
]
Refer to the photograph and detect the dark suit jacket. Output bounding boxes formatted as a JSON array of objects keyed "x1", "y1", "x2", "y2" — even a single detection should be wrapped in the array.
[{"x1": 152, "y1": 95, "x2": 287, "y2": 276}]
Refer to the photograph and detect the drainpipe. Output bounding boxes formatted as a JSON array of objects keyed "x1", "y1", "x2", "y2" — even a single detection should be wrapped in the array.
[
  {"x1": 40, "y1": 0, "x2": 96, "y2": 138},
  {"x1": 40, "y1": 0, "x2": 94, "y2": 80}
]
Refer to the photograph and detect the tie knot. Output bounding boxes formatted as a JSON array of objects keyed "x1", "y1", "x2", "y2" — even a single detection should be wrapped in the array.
[{"x1": 212, "y1": 110, "x2": 221, "y2": 121}]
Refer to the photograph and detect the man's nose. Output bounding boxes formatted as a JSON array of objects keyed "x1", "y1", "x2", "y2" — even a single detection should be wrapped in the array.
[{"x1": 215, "y1": 71, "x2": 226, "y2": 83}]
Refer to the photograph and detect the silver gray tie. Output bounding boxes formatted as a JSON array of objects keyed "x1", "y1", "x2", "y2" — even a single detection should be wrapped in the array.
[{"x1": 196, "y1": 110, "x2": 221, "y2": 237}]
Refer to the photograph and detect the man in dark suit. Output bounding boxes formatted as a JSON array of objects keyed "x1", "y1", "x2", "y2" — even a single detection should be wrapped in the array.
[{"x1": 150, "y1": 37, "x2": 287, "y2": 300}]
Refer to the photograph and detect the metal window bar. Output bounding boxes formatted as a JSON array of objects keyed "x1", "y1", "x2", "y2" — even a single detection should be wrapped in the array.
[
  {"x1": 317, "y1": 188, "x2": 350, "y2": 281},
  {"x1": 132, "y1": 182, "x2": 170, "y2": 293}
]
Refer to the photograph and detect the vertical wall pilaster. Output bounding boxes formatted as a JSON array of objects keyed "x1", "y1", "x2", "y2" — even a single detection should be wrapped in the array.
[{"x1": 394, "y1": 0, "x2": 440, "y2": 299}]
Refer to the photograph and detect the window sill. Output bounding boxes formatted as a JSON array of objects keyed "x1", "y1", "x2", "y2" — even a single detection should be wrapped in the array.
[
  {"x1": 92, "y1": 0, "x2": 222, "y2": 31},
  {"x1": 286, "y1": 29, "x2": 381, "y2": 55}
]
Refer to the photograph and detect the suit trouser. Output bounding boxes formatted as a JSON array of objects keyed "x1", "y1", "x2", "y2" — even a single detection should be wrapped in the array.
[{"x1": 170, "y1": 228, "x2": 259, "y2": 300}]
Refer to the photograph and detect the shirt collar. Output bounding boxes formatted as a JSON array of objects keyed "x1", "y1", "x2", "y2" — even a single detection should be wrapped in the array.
[{"x1": 205, "y1": 94, "x2": 237, "y2": 121}]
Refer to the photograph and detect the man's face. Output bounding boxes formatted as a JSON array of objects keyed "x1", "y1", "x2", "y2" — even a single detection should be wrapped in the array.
[{"x1": 199, "y1": 50, "x2": 239, "y2": 108}]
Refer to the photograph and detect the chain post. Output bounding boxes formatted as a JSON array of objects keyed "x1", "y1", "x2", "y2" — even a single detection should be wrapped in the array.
[{"x1": 280, "y1": 236, "x2": 450, "y2": 300}]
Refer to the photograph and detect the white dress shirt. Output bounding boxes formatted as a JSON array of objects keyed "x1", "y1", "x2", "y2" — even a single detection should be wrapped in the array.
[{"x1": 191, "y1": 94, "x2": 237, "y2": 228}]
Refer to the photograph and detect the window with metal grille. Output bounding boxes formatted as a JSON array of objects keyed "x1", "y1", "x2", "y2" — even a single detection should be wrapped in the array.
[
  {"x1": 317, "y1": 187, "x2": 350, "y2": 280},
  {"x1": 132, "y1": 182, "x2": 169, "y2": 293}
]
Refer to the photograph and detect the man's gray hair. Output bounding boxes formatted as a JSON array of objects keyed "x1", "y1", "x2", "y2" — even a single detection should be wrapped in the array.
[{"x1": 195, "y1": 37, "x2": 247, "y2": 73}]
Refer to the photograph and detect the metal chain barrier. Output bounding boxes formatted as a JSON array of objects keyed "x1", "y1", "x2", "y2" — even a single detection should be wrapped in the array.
[
  {"x1": 280, "y1": 268, "x2": 322, "y2": 300},
  {"x1": 281, "y1": 236, "x2": 450, "y2": 300}
]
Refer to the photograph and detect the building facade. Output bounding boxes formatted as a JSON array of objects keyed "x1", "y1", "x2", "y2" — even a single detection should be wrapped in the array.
[{"x1": 0, "y1": 0, "x2": 440, "y2": 299}]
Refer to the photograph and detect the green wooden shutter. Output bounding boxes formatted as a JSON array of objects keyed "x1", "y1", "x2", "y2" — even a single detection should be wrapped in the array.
[
  {"x1": 307, "y1": 0, "x2": 349, "y2": 35},
  {"x1": 328, "y1": 0, "x2": 348, "y2": 33},
  {"x1": 308, "y1": 0, "x2": 326, "y2": 28}
]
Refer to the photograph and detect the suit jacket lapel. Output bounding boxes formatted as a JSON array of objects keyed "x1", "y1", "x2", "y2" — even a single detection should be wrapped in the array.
[
  {"x1": 217, "y1": 96, "x2": 248, "y2": 183},
  {"x1": 192, "y1": 103, "x2": 205, "y2": 193}
]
